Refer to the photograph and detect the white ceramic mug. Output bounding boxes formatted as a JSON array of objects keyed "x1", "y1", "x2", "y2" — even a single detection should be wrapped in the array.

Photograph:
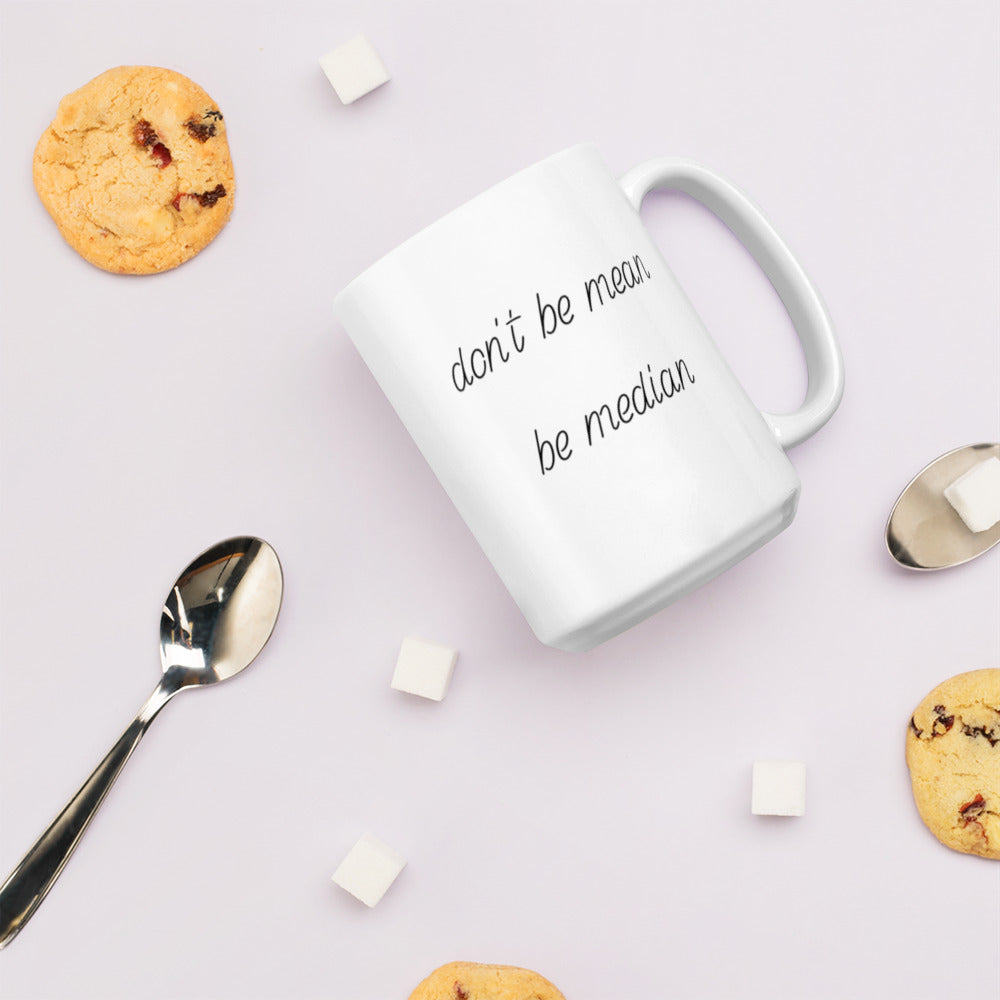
[{"x1": 334, "y1": 144, "x2": 844, "y2": 651}]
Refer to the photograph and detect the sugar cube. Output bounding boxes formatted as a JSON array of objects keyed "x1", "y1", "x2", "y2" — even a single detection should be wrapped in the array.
[
  {"x1": 319, "y1": 35, "x2": 390, "y2": 105},
  {"x1": 944, "y1": 456, "x2": 1000, "y2": 533},
  {"x1": 391, "y1": 636, "x2": 458, "y2": 701},
  {"x1": 331, "y1": 833, "x2": 406, "y2": 907},
  {"x1": 751, "y1": 760, "x2": 806, "y2": 816}
]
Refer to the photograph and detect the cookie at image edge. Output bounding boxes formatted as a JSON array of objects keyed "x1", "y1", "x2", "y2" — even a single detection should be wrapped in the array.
[
  {"x1": 408, "y1": 961, "x2": 567, "y2": 1000},
  {"x1": 905, "y1": 667, "x2": 1000, "y2": 860},
  {"x1": 32, "y1": 65, "x2": 235, "y2": 274}
]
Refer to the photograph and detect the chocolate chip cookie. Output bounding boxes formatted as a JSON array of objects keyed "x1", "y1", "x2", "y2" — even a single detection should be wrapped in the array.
[
  {"x1": 906, "y1": 668, "x2": 1000, "y2": 859},
  {"x1": 33, "y1": 66, "x2": 234, "y2": 274},
  {"x1": 408, "y1": 962, "x2": 566, "y2": 1000}
]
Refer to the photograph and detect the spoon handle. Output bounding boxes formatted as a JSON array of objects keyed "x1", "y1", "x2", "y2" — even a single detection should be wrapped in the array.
[{"x1": 0, "y1": 684, "x2": 171, "y2": 948}]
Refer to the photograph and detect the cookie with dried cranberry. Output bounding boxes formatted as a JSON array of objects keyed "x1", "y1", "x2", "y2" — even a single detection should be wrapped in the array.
[
  {"x1": 408, "y1": 961, "x2": 566, "y2": 1000},
  {"x1": 906, "y1": 668, "x2": 1000, "y2": 860},
  {"x1": 33, "y1": 66, "x2": 234, "y2": 274}
]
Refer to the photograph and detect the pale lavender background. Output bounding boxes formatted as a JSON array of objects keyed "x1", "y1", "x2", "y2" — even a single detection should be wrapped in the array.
[{"x1": 1, "y1": 2, "x2": 998, "y2": 998}]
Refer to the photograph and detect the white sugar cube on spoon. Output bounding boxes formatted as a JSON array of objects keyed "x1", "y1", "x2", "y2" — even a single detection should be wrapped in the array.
[
  {"x1": 886, "y1": 443, "x2": 1000, "y2": 569},
  {"x1": 944, "y1": 456, "x2": 1000, "y2": 533}
]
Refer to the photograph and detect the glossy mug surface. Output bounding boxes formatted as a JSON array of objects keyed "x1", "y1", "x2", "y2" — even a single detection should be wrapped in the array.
[{"x1": 335, "y1": 144, "x2": 843, "y2": 651}]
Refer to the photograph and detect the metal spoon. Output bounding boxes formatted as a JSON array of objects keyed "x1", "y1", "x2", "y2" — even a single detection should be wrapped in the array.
[
  {"x1": 0, "y1": 536, "x2": 283, "y2": 948},
  {"x1": 886, "y1": 443, "x2": 1000, "y2": 569}
]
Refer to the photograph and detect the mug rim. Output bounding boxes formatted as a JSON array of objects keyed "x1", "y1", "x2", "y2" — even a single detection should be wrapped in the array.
[{"x1": 333, "y1": 142, "x2": 598, "y2": 308}]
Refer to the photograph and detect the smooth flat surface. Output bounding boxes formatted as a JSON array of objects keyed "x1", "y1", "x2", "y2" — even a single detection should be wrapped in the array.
[{"x1": 1, "y1": 2, "x2": 997, "y2": 997}]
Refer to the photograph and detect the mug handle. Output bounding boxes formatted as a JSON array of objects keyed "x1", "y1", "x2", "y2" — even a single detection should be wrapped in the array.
[{"x1": 619, "y1": 158, "x2": 844, "y2": 449}]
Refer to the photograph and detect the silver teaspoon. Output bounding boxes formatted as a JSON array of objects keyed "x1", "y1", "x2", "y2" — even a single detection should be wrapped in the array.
[
  {"x1": 0, "y1": 536, "x2": 283, "y2": 948},
  {"x1": 886, "y1": 443, "x2": 1000, "y2": 569}
]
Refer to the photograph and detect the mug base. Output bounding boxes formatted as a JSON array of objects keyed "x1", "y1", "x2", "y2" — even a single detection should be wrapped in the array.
[{"x1": 538, "y1": 495, "x2": 798, "y2": 653}]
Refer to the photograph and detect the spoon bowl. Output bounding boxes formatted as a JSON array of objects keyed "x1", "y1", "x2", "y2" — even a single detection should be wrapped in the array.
[
  {"x1": 0, "y1": 536, "x2": 283, "y2": 948},
  {"x1": 886, "y1": 443, "x2": 1000, "y2": 570},
  {"x1": 160, "y1": 536, "x2": 284, "y2": 685}
]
